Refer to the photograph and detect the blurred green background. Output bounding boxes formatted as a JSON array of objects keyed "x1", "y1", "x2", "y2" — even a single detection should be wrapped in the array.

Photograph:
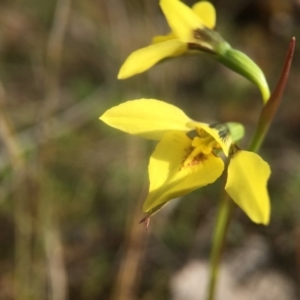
[{"x1": 0, "y1": 0, "x2": 299, "y2": 299}]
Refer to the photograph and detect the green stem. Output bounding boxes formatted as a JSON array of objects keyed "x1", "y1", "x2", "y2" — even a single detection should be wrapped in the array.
[
  {"x1": 207, "y1": 194, "x2": 233, "y2": 300},
  {"x1": 206, "y1": 37, "x2": 295, "y2": 300}
]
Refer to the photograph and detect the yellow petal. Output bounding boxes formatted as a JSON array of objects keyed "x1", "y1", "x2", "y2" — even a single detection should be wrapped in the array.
[
  {"x1": 118, "y1": 40, "x2": 186, "y2": 79},
  {"x1": 152, "y1": 32, "x2": 176, "y2": 44},
  {"x1": 225, "y1": 151, "x2": 271, "y2": 225},
  {"x1": 100, "y1": 99, "x2": 192, "y2": 140},
  {"x1": 160, "y1": 0, "x2": 204, "y2": 42},
  {"x1": 201, "y1": 124, "x2": 232, "y2": 156},
  {"x1": 192, "y1": 1, "x2": 216, "y2": 29},
  {"x1": 143, "y1": 131, "x2": 224, "y2": 214}
]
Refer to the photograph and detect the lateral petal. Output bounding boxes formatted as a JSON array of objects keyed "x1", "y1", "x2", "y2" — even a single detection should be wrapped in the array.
[
  {"x1": 118, "y1": 40, "x2": 186, "y2": 79},
  {"x1": 192, "y1": 1, "x2": 216, "y2": 29},
  {"x1": 201, "y1": 124, "x2": 232, "y2": 156},
  {"x1": 143, "y1": 131, "x2": 224, "y2": 214},
  {"x1": 160, "y1": 0, "x2": 204, "y2": 42},
  {"x1": 100, "y1": 99, "x2": 192, "y2": 140},
  {"x1": 225, "y1": 150, "x2": 271, "y2": 225}
]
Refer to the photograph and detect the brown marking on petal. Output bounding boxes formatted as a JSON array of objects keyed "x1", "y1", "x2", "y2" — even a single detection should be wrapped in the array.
[
  {"x1": 180, "y1": 152, "x2": 207, "y2": 170},
  {"x1": 190, "y1": 153, "x2": 207, "y2": 165},
  {"x1": 192, "y1": 28, "x2": 217, "y2": 53},
  {"x1": 179, "y1": 146, "x2": 193, "y2": 168},
  {"x1": 181, "y1": 146, "x2": 193, "y2": 160},
  {"x1": 193, "y1": 28, "x2": 213, "y2": 42}
]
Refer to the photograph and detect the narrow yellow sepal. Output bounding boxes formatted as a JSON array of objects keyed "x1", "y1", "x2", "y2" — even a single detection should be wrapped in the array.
[
  {"x1": 99, "y1": 99, "x2": 192, "y2": 140},
  {"x1": 225, "y1": 150, "x2": 271, "y2": 225},
  {"x1": 118, "y1": 40, "x2": 186, "y2": 79}
]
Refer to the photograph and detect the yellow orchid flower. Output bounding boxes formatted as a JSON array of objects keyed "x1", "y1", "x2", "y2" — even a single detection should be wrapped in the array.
[
  {"x1": 118, "y1": 0, "x2": 270, "y2": 102},
  {"x1": 100, "y1": 99, "x2": 271, "y2": 225}
]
